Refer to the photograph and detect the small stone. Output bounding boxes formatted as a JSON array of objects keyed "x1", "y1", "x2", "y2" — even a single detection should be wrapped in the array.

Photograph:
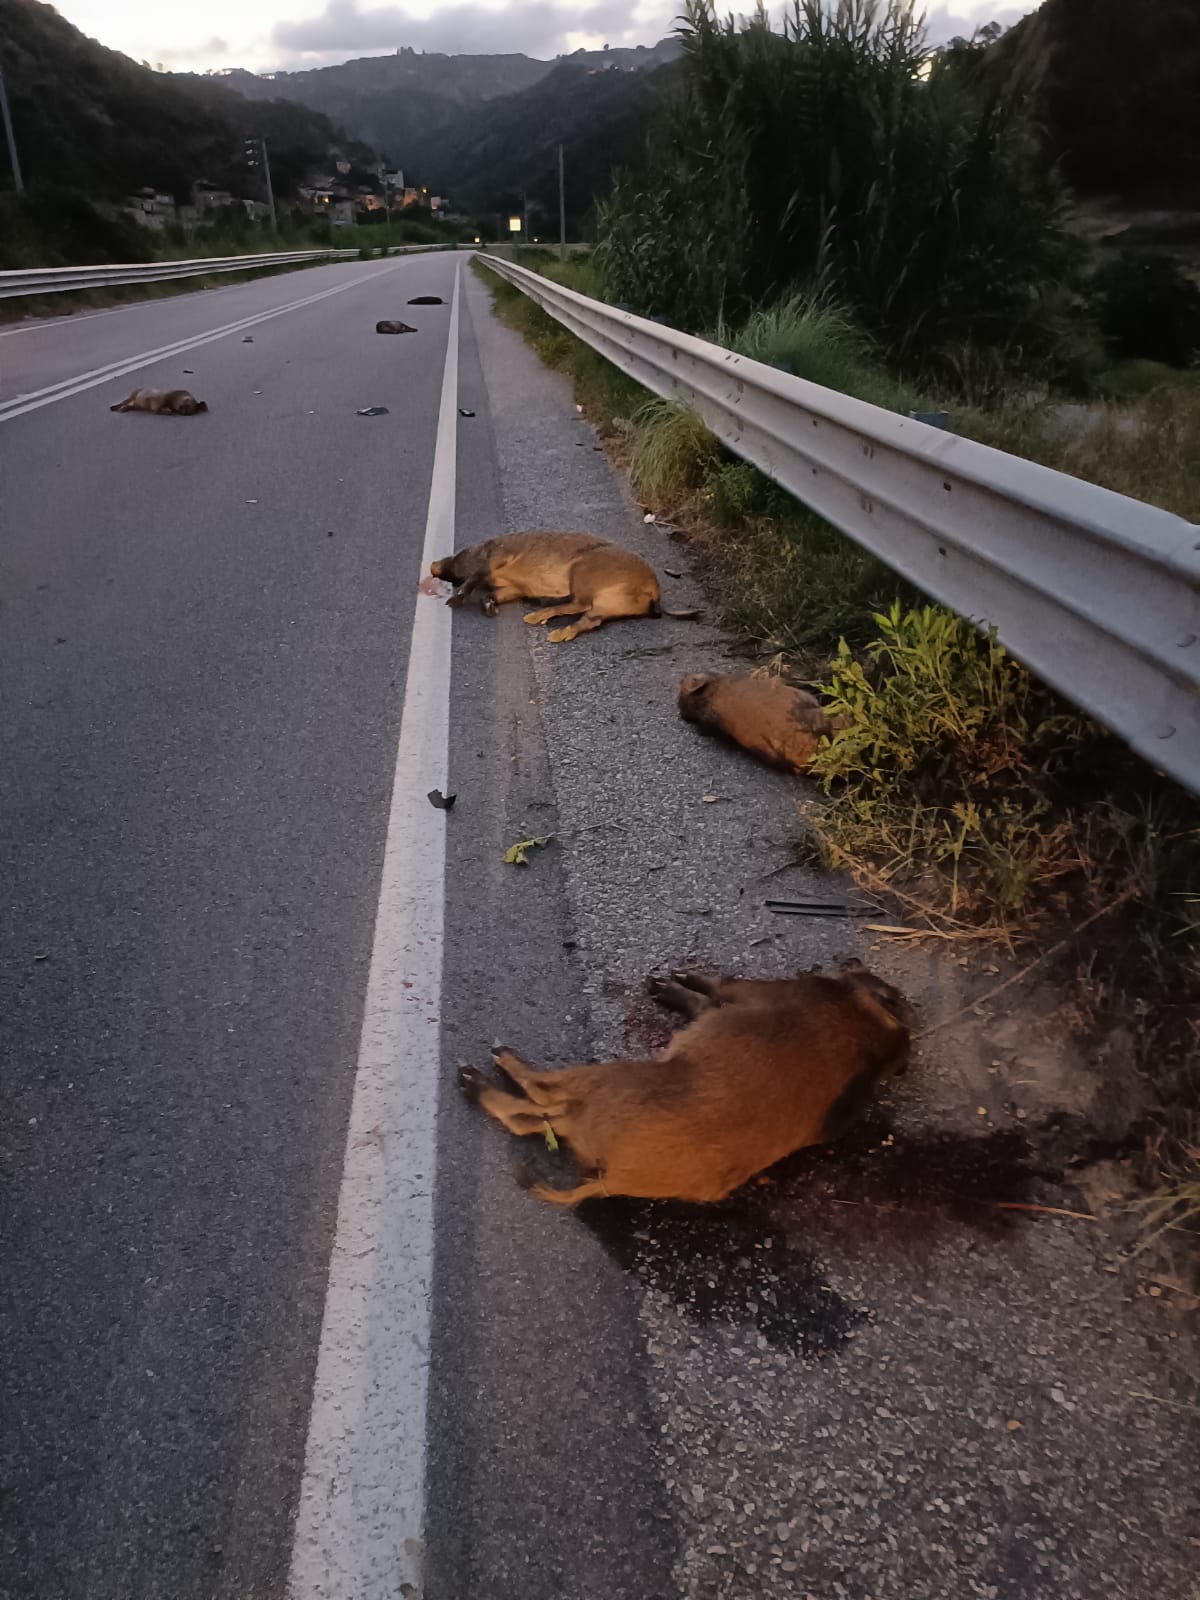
[
  {"x1": 1050, "y1": 1387, "x2": 1066, "y2": 1405},
  {"x1": 776, "y1": 1523, "x2": 791, "y2": 1542},
  {"x1": 1006, "y1": 1420, "x2": 1022, "y2": 1431}
]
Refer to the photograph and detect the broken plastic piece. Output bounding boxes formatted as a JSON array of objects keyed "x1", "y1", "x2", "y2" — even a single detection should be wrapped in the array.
[
  {"x1": 356, "y1": 406, "x2": 390, "y2": 416},
  {"x1": 765, "y1": 899, "x2": 869, "y2": 918}
]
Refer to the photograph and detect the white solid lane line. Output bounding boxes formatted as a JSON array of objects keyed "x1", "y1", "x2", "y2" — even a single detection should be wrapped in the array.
[
  {"x1": 0, "y1": 261, "x2": 405, "y2": 423},
  {"x1": 286, "y1": 257, "x2": 460, "y2": 1600}
]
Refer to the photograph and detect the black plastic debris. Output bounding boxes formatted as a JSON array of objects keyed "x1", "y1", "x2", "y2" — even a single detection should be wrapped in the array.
[
  {"x1": 765, "y1": 899, "x2": 871, "y2": 919},
  {"x1": 407, "y1": 295, "x2": 444, "y2": 305},
  {"x1": 242, "y1": 336, "x2": 254, "y2": 343},
  {"x1": 375, "y1": 320, "x2": 417, "y2": 335},
  {"x1": 458, "y1": 408, "x2": 475, "y2": 418},
  {"x1": 356, "y1": 406, "x2": 390, "y2": 417},
  {"x1": 427, "y1": 789, "x2": 457, "y2": 811}
]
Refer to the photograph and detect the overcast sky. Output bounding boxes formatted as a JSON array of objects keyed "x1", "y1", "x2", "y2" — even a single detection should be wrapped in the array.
[{"x1": 51, "y1": 0, "x2": 1034, "y2": 75}]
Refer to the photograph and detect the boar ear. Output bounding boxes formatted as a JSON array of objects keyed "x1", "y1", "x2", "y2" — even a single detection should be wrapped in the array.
[{"x1": 680, "y1": 673, "x2": 711, "y2": 697}]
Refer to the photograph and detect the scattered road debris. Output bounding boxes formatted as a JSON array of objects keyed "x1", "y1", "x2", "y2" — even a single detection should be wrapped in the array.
[
  {"x1": 427, "y1": 789, "x2": 457, "y2": 811},
  {"x1": 503, "y1": 834, "x2": 553, "y2": 866},
  {"x1": 375, "y1": 320, "x2": 417, "y2": 335},
  {"x1": 407, "y1": 295, "x2": 444, "y2": 305},
  {"x1": 241, "y1": 336, "x2": 253, "y2": 343},
  {"x1": 356, "y1": 406, "x2": 389, "y2": 417},
  {"x1": 458, "y1": 408, "x2": 476, "y2": 418},
  {"x1": 765, "y1": 898, "x2": 873, "y2": 918}
]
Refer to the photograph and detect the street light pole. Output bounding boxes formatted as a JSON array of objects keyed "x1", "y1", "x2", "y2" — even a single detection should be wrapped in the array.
[{"x1": 0, "y1": 66, "x2": 24, "y2": 195}]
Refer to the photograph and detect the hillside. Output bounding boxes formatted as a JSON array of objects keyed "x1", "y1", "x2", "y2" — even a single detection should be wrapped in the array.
[
  {"x1": 191, "y1": 40, "x2": 682, "y2": 191},
  {"x1": 428, "y1": 58, "x2": 682, "y2": 223},
  {"x1": 1005, "y1": 0, "x2": 1200, "y2": 205},
  {"x1": 0, "y1": 0, "x2": 375, "y2": 202}
]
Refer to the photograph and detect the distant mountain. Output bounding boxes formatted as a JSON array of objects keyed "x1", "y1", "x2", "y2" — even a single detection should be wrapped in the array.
[
  {"x1": 0, "y1": 0, "x2": 376, "y2": 202},
  {"x1": 428, "y1": 57, "x2": 682, "y2": 223},
  {"x1": 188, "y1": 39, "x2": 683, "y2": 196}
]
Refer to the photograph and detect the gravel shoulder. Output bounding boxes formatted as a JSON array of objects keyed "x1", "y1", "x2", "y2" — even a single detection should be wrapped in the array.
[{"x1": 454, "y1": 267, "x2": 1200, "y2": 1600}]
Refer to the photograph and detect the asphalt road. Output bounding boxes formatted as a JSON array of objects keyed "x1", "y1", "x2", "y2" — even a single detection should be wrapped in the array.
[
  {"x1": 3, "y1": 255, "x2": 1197, "y2": 1600},
  {"x1": 0, "y1": 253, "x2": 667, "y2": 1600}
]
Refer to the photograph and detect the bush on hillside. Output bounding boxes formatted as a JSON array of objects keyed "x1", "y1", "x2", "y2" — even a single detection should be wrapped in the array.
[
  {"x1": 1095, "y1": 253, "x2": 1200, "y2": 369},
  {"x1": 0, "y1": 185, "x2": 152, "y2": 271}
]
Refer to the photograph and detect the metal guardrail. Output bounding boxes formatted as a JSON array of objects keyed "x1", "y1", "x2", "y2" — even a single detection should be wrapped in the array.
[
  {"x1": 0, "y1": 242, "x2": 449, "y2": 300},
  {"x1": 479, "y1": 252, "x2": 1200, "y2": 795}
]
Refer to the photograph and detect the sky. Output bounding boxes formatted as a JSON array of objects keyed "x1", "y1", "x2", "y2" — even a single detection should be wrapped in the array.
[{"x1": 49, "y1": 0, "x2": 1035, "y2": 75}]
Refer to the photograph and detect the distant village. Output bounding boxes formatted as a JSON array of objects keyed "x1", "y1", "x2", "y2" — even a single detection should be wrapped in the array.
[{"x1": 125, "y1": 160, "x2": 451, "y2": 231}]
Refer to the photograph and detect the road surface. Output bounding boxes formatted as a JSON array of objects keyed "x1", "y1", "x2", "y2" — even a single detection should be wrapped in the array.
[{"x1": 2, "y1": 254, "x2": 1196, "y2": 1600}]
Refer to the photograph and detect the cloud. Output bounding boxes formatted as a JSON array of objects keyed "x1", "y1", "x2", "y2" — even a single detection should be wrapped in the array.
[
  {"x1": 265, "y1": 0, "x2": 1031, "y2": 72},
  {"x1": 271, "y1": 0, "x2": 674, "y2": 65},
  {"x1": 921, "y1": 3, "x2": 1031, "y2": 45}
]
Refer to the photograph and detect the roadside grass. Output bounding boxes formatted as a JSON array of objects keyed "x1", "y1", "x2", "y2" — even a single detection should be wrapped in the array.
[
  {"x1": 957, "y1": 384, "x2": 1200, "y2": 523},
  {"x1": 474, "y1": 254, "x2": 1200, "y2": 1101}
]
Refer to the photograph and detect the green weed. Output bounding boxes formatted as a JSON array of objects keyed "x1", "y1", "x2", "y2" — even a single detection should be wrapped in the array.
[
  {"x1": 628, "y1": 400, "x2": 721, "y2": 503},
  {"x1": 719, "y1": 295, "x2": 913, "y2": 410},
  {"x1": 809, "y1": 602, "x2": 1090, "y2": 919}
]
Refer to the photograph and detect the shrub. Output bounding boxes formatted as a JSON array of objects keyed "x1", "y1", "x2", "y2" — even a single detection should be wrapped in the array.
[
  {"x1": 597, "y1": 0, "x2": 1092, "y2": 386},
  {"x1": 810, "y1": 602, "x2": 1088, "y2": 918}
]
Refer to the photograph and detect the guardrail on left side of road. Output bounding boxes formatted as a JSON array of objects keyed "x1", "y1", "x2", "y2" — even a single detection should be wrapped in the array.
[{"x1": 0, "y1": 242, "x2": 451, "y2": 300}]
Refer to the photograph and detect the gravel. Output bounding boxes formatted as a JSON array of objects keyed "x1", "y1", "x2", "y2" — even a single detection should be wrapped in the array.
[{"x1": 467, "y1": 267, "x2": 1200, "y2": 1600}]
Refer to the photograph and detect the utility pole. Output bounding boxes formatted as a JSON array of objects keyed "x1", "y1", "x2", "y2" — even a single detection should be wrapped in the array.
[
  {"x1": 260, "y1": 137, "x2": 277, "y2": 232},
  {"x1": 0, "y1": 66, "x2": 24, "y2": 195},
  {"x1": 557, "y1": 142, "x2": 566, "y2": 261},
  {"x1": 244, "y1": 136, "x2": 276, "y2": 231},
  {"x1": 522, "y1": 189, "x2": 529, "y2": 243}
]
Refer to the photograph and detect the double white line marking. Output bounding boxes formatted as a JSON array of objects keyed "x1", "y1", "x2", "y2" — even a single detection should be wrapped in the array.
[{"x1": 0, "y1": 261, "x2": 403, "y2": 424}]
